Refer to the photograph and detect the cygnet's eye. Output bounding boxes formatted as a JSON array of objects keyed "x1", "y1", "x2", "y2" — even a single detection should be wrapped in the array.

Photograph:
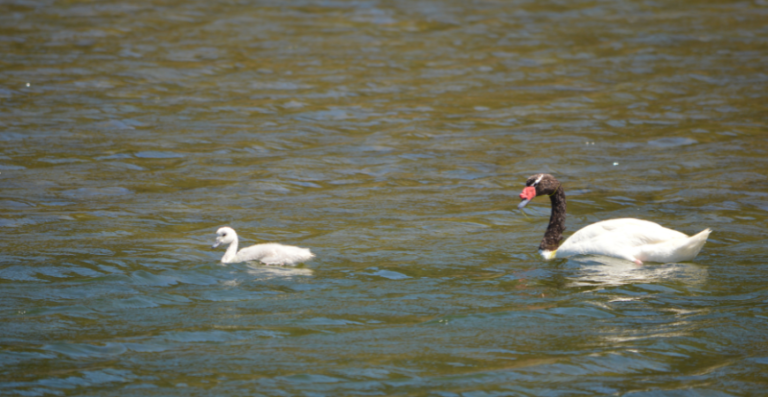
[{"x1": 222, "y1": 233, "x2": 227, "y2": 237}]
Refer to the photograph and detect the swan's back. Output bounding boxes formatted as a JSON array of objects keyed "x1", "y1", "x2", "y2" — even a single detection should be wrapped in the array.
[
  {"x1": 562, "y1": 218, "x2": 687, "y2": 246},
  {"x1": 557, "y1": 218, "x2": 708, "y2": 262},
  {"x1": 237, "y1": 243, "x2": 315, "y2": 266}
]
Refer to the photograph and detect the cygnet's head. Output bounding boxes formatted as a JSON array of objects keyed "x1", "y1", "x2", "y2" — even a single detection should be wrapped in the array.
[{"x1": 212, "y1": 227, "x2": 237, "y2": 249}]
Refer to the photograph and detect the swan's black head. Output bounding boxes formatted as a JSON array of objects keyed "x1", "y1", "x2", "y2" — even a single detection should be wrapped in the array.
[{"x1": 518, "y1": 173, "x2": 561, "y2": 209}]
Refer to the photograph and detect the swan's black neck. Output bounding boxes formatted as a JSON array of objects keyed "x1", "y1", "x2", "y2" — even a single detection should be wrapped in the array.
[{"x1": 539, "y1": 185, "x2": 566, "y2": 252}]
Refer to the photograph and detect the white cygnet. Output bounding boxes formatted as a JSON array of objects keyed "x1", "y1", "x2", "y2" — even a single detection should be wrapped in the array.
[{"x1": 211, "y1": 226, "x2": 315, "y2": 266}]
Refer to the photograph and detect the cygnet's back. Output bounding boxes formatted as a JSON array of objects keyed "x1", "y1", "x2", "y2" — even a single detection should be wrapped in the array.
[{"x1": 236, "y1": 243, "x2": 315, "y2": 266}]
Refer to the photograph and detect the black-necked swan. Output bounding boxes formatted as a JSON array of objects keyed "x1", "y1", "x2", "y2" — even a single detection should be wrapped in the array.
[
  {"x1": 211, "y1": 227, "x2": 315, "y2": 266},
  {"x1": 517, "y1": 174, "x2": 711, "y2": 265}
]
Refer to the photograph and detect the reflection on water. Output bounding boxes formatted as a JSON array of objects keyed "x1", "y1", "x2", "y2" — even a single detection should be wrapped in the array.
[
  {"x1": 568, "y1": 256, "x2": 708, "y2": 288},
  {"x1": 244, "y1": 263, "x2": 314, "y2": 279},
  {"x1": 1, "y1": 0, "x2": 767, "y2": 395}
]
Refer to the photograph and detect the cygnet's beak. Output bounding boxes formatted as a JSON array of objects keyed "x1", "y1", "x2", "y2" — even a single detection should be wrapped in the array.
[
  {"x1": 211, "y1": 240, "x2": 221, "y2": 249},
  {"x1": 518, "y1": 186, "x2": 537, "y2": 210}
]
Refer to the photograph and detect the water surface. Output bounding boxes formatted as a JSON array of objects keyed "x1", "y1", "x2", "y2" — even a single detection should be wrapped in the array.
[{"x1": 2, "y1": 0, "x2": 768, "y2": 395}]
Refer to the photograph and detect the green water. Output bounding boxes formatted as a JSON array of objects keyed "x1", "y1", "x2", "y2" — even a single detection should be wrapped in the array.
[{"x1": 1, "y1": 0, "x2": 767, "y2": 395}]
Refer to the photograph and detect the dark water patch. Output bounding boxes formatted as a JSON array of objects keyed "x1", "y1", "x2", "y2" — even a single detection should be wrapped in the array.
[
  {"x1": 648, "y1": 137, "x2": 698, "y2": 148},
  {"x1": 30, "y1": 305, "x2": 99, "y2": 320},
  {"x1": 196, "y1": 289, "x2": 281, "y2": 302},
  {"x1": 165, "y1": 270, "x2": 220, "y2": 286},
  {"x1": 121, "y1": 342, "x2": 168, "y2": 353},
  {"x1": 130, "y1": 270, "x2": 179, "y2": 287},
  {"x1": 0, "y1": 200, "x2": 34, "y2": 208},
  {"x1": 0, "y1": 266, "x2": 48, "y2": 282},
  {"x1": 0, "y1": 351, "x2": 57, "y2": 367},
  {"x1": 161, "y1": 329, "x2": 282, "y2": 343},
  {"x1": 134, "y1": 151, "x2": 185, "y2": 159},
  {"x1": 1, "y1": 369, "x2": 135, "y2": 397},
  {"x1": 92, "y1": 296, "x2": 161, "y2": 310},
  {"x1": 303, "y1": 317, "x2": 364, "y2": 326},
  {"x1": 60, "y1": 187, "x2": 132, "y2": 198},
  {"x1": 102, "y1": 120, "x2": 135, "y2": 130},
  {"x1": 43, "y1": 342, "x2": 127, "y2": 359},
  {"x1": 365, "y1": 269, "x2": 411, "y2": 280}
]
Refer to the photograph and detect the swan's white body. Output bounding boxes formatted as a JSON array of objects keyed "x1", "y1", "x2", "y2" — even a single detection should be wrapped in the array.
[
  {"x1": 541, "y1": 218, "x2": 711, "y2": 264},
  {"x1": 519, "y1": 173, "x2": 710, "y2": 265},
  {"x1": 212, "y1": 227, "x2": 314, "y2": 266}
]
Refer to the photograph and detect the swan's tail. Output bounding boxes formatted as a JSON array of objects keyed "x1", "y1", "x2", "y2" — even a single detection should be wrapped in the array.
[
  {"x1": 685, "y1": 228, "x2": 711, "y2": 259},
  {"x1": 669, "y1": 228, "x2": 711, "y2": 262},
  {"x1": 642, "y1": 228, "x2": 711, "y2": 263}
]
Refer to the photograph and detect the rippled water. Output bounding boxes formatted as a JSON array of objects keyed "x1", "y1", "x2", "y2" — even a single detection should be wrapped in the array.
[{"x1": 2, "y1": 0, "x2": 768, "y2": 395}]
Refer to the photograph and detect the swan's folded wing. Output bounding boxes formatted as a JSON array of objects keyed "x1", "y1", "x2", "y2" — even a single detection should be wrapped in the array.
[
  {"x1": 558, "y1": 218, "x2": 690, "y2": 259},
  {"x1": 565, "y1": 218, "x2": 688, "y2": 245}
]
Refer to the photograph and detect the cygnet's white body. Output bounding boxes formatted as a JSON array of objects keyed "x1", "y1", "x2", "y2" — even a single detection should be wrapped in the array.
[{"x1": 212, "y1": 227, "x2": 314, "y2": 266}]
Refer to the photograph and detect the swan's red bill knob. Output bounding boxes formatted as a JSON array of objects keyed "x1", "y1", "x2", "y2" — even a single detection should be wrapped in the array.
[
  {"x1": 520, "y1": 186, "x2": 536, "y2": 200},
  {"x1": 518, "y1": 186, "x2": 537, "y2": 209}
]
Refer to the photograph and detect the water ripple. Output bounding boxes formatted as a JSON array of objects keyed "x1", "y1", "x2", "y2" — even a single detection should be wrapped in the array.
[{"x1": 1, "y1": 0, "x2": 766, "y2": 395}]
